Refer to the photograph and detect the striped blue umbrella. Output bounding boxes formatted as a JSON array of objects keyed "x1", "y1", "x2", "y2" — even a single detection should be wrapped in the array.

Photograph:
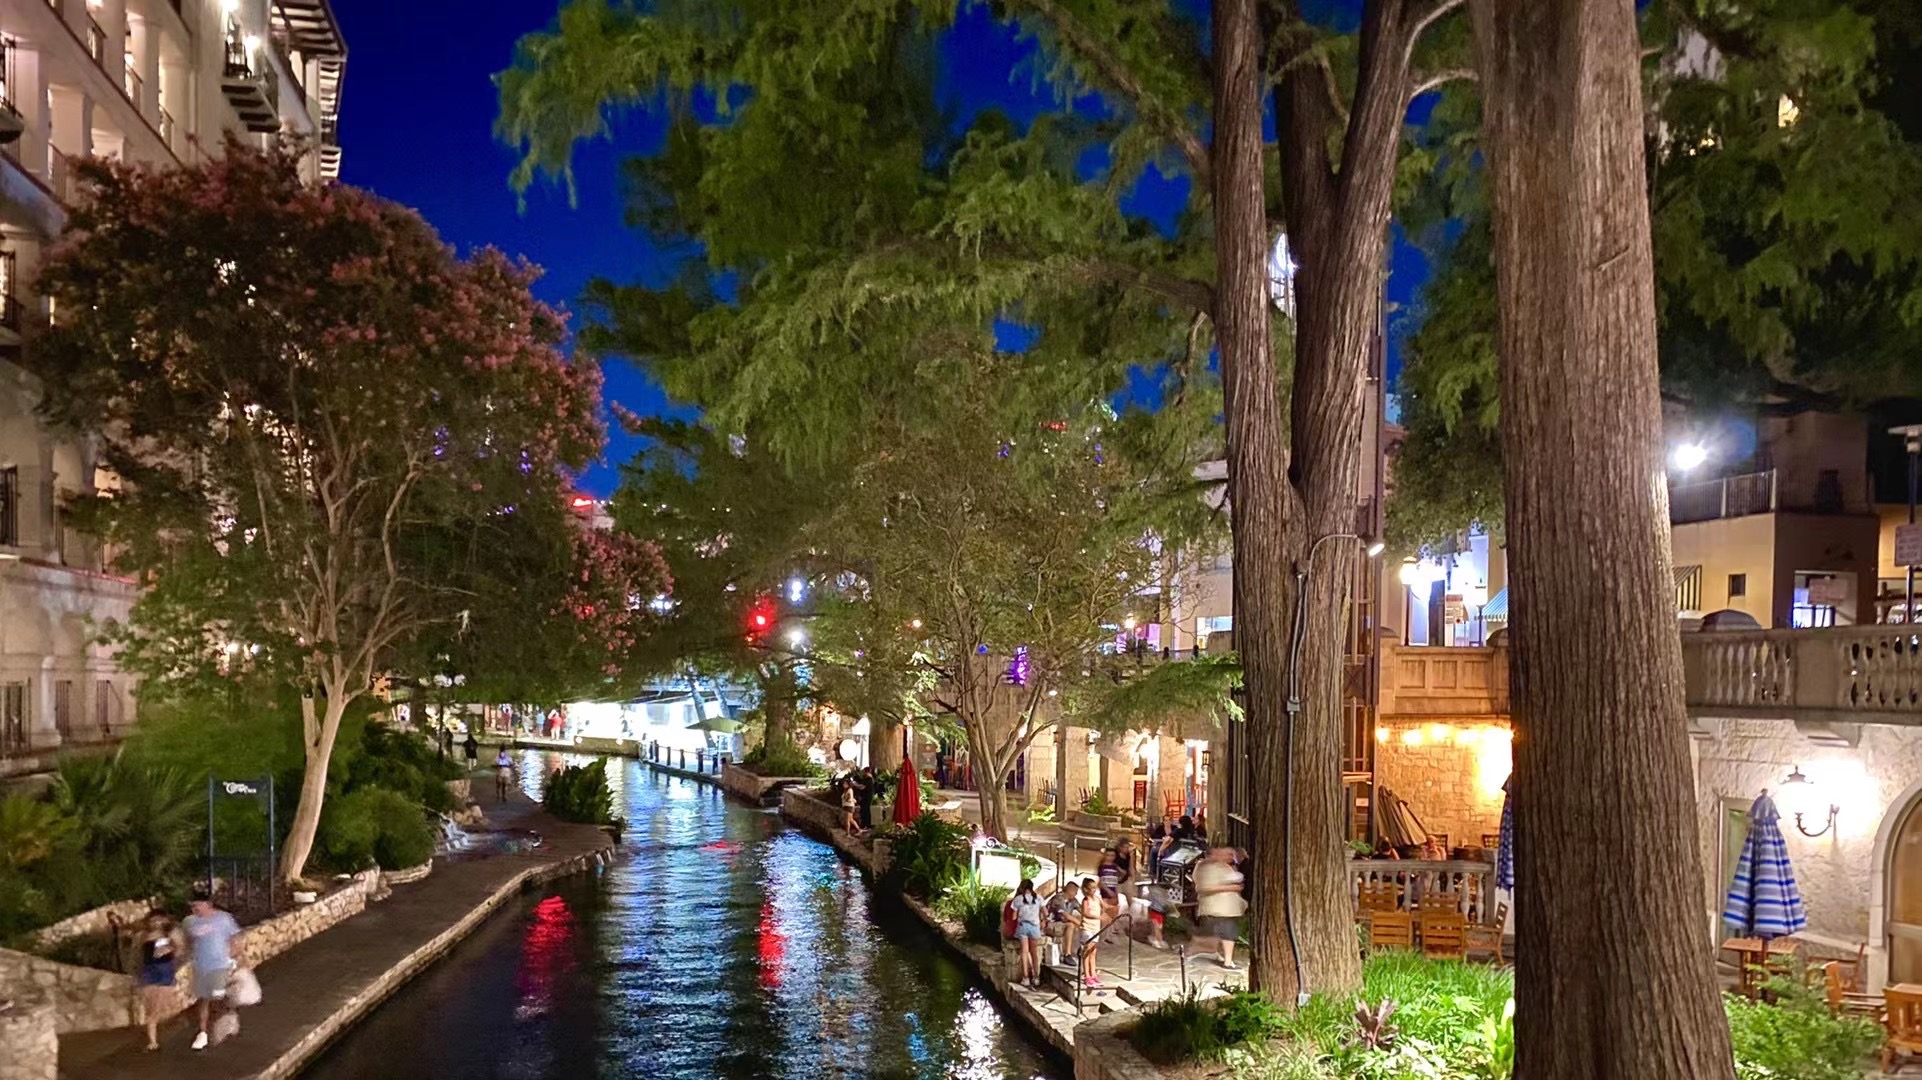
[
  {"x1": 1495, "y1": 777, "x2": 1515, "y2": 892},
  {"x1": 1722, "y1": 793, "x2": 1808, "y2": 939}
]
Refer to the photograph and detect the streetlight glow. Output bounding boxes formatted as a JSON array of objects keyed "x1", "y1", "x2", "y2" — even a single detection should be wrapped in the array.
[
  {"x1": 786, "y1": 626, "x2": 807, "y2": 649},
  {"x1": 1670, "y1": 441, "x2": 1708, "y2": 472},
  {"x1": 1398, "y1": 556, "x2": 1421, "y2": 587},
  {"x1": 1365, "y1": 540, "x2": 1386, "y2": 558}
]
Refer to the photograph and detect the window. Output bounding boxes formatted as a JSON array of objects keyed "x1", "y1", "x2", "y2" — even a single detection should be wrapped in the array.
[
  {"x1": 0, "y1": 466, "x2": 16, "y2": 546},
  {"x1": 52, "y1": 680, "x2": 71, "y2": 738},
  {"x1": 95, "y1": 680, "x2": 116, "y2": 736},
  {"x1": 1675, "y1": 564, "x2": 1703, "y2": 613},
  {"x1": 1, "y1": 682, "x2": 25, "y2": 754},
  {"x1": 1196, "y1": 615, "x2": 1233, "y2": 648},
  {"x1": 1728, "y1": 573, "x2": 1747, "y2": 599}
]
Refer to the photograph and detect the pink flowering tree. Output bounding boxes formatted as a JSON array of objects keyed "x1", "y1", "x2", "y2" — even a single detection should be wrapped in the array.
[
  {"x1": 28, "y1": 141, "x2": 630, "y2": 883},
  {"x1": 557, "y1": 528, "x2": 671, "y2": 680}
]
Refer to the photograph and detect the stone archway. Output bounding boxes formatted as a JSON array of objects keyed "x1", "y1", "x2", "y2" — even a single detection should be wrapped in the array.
[{"x1": 1867, "y1": 776, "x2": 1922, "y2": 991}]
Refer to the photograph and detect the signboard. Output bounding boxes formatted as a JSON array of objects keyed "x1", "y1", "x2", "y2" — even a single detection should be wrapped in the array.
[
  {"x1": 1444, "y1": 594, "x2": 1467, "y2": 622},
  {"x1": 1807, "y1": 577, "x2": 1851, "y2": 605},
  {"x1": 1899, "y1": 524, "x2": 1922, "y2": 568}
]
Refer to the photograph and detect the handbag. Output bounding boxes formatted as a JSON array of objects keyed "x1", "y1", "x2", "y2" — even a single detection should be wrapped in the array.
[{"x1": 227, "y1": 967, "x2": 262, "y2": 1008}]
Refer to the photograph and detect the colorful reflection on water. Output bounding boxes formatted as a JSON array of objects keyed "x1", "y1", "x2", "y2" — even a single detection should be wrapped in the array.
[{"x1": 306, "y1": 757, "x2": 1060, "y2": 1079}]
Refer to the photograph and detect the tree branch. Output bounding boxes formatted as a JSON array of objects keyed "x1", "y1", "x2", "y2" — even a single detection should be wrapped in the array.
[
  {"x1": 1408, "y1": 67, "x2": 1476, "y2": 102},
  {"x1": 1012, "y1": 0, "x2": 1211, "y2": 186},
  {"x1": 1407, "y1": 0, "x2": 1466, "y2": 56}
]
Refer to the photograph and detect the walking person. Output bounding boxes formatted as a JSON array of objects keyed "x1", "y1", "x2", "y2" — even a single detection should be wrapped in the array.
[
  {"x1": 1009, "y1": 879, "x2": 1046, "y2": 989},
  {"x1": 462, "y1": 731, "x2": 479, "y2": 772},
  {"x1": 183, "y1": 890, "x2": 243, "y2": 1050},
  {"x1": 1193, "y1": 846, "x2": 1246, "y2": 971},
  {"x1": 137, "y1": 911, "x2": 178, "y2": 1052},
  {"x1": 495, "y1": 747, "x2": 515, "y2": 802}
]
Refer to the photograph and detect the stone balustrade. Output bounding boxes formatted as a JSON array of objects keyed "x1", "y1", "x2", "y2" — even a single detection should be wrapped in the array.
[
  {"x1": 1349, "y1": 858, "x2": 1498, "y2": 925},
  {"x1": 1380, "y1": 645, "x2": 1509, "y2": 719},
  {"x1": 1680, "y1": 625, "x2": 1922, "y2": 724}
]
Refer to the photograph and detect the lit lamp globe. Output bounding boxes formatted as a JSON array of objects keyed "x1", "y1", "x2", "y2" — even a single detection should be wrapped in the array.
[{"x1": 1399, "y1": 557, "x2": 1422, "y2": 588}]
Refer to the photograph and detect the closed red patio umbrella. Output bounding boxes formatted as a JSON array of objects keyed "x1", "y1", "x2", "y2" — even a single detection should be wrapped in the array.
[{"x1": 892, "y1": 755, "x2": 922, "y2": 826}]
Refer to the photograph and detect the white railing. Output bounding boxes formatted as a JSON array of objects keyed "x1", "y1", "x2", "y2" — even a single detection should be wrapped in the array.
[{"x1": 1682, "y1": 626, "x2": 1922, "y2": 719}]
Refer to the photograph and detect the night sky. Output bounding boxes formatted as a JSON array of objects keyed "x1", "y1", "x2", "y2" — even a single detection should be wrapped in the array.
[{"x1": 329, "y1": 1, "x2": 1431, "y2": 495}]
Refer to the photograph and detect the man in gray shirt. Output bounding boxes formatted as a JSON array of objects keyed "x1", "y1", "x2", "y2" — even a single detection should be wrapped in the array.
[{"x1": 183, "y1": 890, "x2": 242, "y2": 1050}]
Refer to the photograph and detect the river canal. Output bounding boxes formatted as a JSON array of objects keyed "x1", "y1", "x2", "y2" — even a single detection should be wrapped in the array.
[{"x1": 304, "y1": 752, "x2": 1061, "y2": 1079}]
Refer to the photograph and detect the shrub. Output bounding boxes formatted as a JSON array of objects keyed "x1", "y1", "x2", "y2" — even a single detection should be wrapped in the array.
[
  {"x1": 1133, "y1": 987, "x2": 1287, "y2": 1064},
  {"x1": 544, "y1": 759, "x2": 616, "y2": 825},
  {"x1": 1728, "y1": 966, "x2": 1881, "y2": 1080},
  {"x1": 741, "y1": 739, "x2": 823, "y2": 778},
  {"x1": 1081, "y1": 790, "x2": 1121, "y2": 818},
  {"x1": 346, "y1": 724, "x2": 464, "y2": 813},
  {"x1": 880, "y1": 811, "x2": 969, "y2": 899},
  {"x1": 933, "y1": 873, "x2": 1012, "y2": 948},
  {"x1": 319, "y1": 789, "x2": 435, "y2": 871}
]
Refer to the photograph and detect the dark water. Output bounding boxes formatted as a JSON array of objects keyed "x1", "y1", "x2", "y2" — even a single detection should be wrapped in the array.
[{"x1": 305, "y1": 754, "x2": 1061, "y2": 1079}]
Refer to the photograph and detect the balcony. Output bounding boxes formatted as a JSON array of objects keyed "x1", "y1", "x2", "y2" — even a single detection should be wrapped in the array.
[
  {"x1": 1671, "y1": 468, "x2": 1779, "y2": 525},
  {"x1": 1380, "y1": 644, "x2": 1510, "y2": 719},
  {"x1": 221, "y1": 40, "x2": 280, "y2": 133},
  {"x1": 1680, "y1": 625, "x2": 1922, "y2": 726}
]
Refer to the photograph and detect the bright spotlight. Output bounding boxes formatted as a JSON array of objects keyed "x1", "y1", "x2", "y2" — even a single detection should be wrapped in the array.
[{"x1": 1671, "y1": 442, "x2": 1708, "y2": 472}]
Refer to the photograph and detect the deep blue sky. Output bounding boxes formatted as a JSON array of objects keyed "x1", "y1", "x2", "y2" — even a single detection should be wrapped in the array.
[{"x1": 330, "y1": 1, "x2": 1430, "y2": 495}]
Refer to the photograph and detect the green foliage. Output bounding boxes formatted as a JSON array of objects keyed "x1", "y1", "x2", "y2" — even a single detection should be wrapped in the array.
[
  {"x1": 543, "y1": 759, "x2": 617, "y2": 826},
  {"x1": 1726, "y1": 964, "x2": 1882, "y2": 1080},
  {"x1": 1132, "y1": 987, "x2": 1287, "y2": 1065},
  {"x1": 318, "y1": 789, "x2": 436, "y2": 872},
  {"x1": 345, "y1": 724, "x2": 464, "y2": 814},
  {"x1": 932, "y1": 872, "x2": 1012, "y2": 948},
  {"x1": 1078, "y1": 653, "x2": 1243, "y2": 736},
  {"x1": 740, "y1": 739, "x2": 824, "y2": 779},
  {"x1": 0, "y1": 754, "x2": 200, "y2": 942},
  {"x1": 881, "y1": 811, "x2": 970, "y2": 899},
  {"x1": 1081, "y1": 790, "x2": 1122, "y2": 818}
]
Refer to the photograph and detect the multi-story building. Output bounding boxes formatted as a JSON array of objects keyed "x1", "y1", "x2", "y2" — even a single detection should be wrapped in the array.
[{"x1": 0, "y1": 0, "x2": 344, "y2": 773}]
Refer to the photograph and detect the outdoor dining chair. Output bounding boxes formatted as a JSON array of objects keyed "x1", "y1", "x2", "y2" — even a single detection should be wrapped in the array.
[
  {"x1": 1415, "y1": 890, "x2": 1462, "y2": 916},
  {"x1": 1366, "y1": 911, "x2": 1414, "y2": 953},
  {"x1": 1882, "y1": 986, "x2": 1922, "y2": 1073},
  {"x1": 1419, "y1": 912, "x2": 1468, "y2": 960},
  {"x1": 1464, "y1": 901, "x2": 1506, "y2": 964},
  {"x1": 1356, "y1": 882, "x2": 1401, "y2": 916},
  {"x1": 1822, "y1": 961, "x2": 1880, "y2": 1021}
]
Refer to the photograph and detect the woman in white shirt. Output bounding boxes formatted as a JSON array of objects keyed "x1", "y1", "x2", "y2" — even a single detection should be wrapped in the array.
[{"x1": 1193, "y1": 847, "x2": 1247, "y2": 971}]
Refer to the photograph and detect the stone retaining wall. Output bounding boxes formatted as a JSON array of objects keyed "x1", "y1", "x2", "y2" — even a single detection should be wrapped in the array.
[
  {"x1": 0, "y1": 998, "x2": 57, "y2": 1080},
  {"x1": 28, "y1": 899, "x2": 153, "y2": 952},
  {"x1": 384, "y1": 860, "x2": 434, "y2": 886},
  {"x1": 0, "y1": 869, "x2": 384, "y2": 1036},
  {"x1": 780, "y1": 787, "x2": 853, "y2": 844},
  {"x1": 1072, "y1": 1011, "x2": 1163, "y2": 1080},
  {"x1": 722, "y1": 763, "x2": 814, "y2": 805}
]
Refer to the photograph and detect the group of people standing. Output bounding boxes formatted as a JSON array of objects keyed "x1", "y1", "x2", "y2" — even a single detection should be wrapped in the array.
[
  {"x1": 1001, "y1": 835, "x2": 1247, "y2": 991},
  {"x1": 835, "y1": 765, "x2": 880, "y2": 834}
]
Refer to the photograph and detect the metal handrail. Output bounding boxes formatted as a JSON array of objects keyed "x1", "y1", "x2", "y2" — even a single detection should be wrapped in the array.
[{"x1": 1070, "y1": 910, "x2": 1136, "y2": 1012}]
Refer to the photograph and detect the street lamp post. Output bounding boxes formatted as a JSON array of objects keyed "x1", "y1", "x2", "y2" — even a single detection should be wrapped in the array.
[{"x1": 1276, "y1": 531, "x2": 1384, "y2": 1004}]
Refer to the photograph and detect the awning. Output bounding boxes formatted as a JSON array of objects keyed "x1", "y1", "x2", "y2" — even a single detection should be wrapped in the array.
[{"x1": 1481, "y1": 587, "x2": 1508, "y2": 621}]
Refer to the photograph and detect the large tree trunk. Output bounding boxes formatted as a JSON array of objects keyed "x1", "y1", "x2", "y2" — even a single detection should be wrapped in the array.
[
  {"x1": 1214, "y1": 0, "x2": 1320, "y2": 1001},
  {"x1": 279, "y1": 691, "x2": 350, "y2": 883},
  {"x1": 1472, "y1": 1, "x2": 1736, "y2": 1076}
]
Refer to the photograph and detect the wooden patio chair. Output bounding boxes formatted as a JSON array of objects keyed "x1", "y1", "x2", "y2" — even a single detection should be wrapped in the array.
[
  {"x1": 1366, "y1": 911, "x2": 1415, "y2": 953},
  {"x1": 1416, "y1": 890, "x2": 1462, "y2": 916},
  {"x1": 1481, "y1": 833, "x2": 1501, "y2": 849},
  {"x1": 1883, "y1": 987, "x2": 1922, "y2": 1073},
  {"x1": 1823, "y1": 961, "x2": 1881, "y2": 1021},
  {"x1": 1464, "y1": 901, "x2": 1506, "y2": 965},
  {"x1": 1419, "y1": 912, "x2": 1468, "y2": 961},
  {"x1": 1356, "y1": 882, "x2": 1401, "y2": 916}
]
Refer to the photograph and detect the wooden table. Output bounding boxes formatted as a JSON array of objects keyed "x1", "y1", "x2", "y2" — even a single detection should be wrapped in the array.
[{"x1": 1722, "y1": 936, "x2": 1803, "y2": 996}]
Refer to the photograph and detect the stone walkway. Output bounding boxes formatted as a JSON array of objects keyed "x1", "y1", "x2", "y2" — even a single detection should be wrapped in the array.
[{"x1": 56, "y1": 788, "x2": 614, "y2": 1080}]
